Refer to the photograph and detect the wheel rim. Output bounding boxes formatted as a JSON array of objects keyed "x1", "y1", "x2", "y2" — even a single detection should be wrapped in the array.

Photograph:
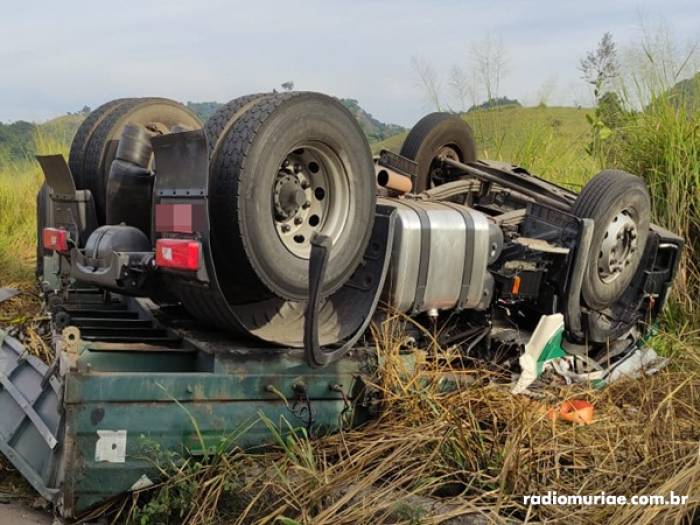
[
  {"x1": 429, "y1": 145, "x2": 461, "y2": 187},
  {"x1": 597, "y1": 209, "x2": 639, "y2": 284},
  {"x1": 272, "y1": 143, "x2": 350, "y2": 258}
]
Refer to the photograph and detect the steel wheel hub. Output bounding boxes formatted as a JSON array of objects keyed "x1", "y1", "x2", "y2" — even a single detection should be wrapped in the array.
[
  {"x1": 274, "y1": 175, "x2": 305, "y2": 220},
  {"x1": 431, "y1": 145, "x2": 460, "y2": 187},
  {"x1": 597, "y1": 210, "x2": 638, "y2": 284},
  {"x1": 272, "y1": 144, "x2": 350, "y2": 258}
]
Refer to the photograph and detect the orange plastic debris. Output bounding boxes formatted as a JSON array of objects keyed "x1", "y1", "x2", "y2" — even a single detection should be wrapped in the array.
[
  {"x1": 544, "y1": 399, "x2": 594, "y2": 425},
  {"x1": 559, "y1": 399, "x2": 594, "y2": 425}
]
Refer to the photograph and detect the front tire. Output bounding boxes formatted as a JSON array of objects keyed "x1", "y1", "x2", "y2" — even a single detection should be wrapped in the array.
[
  {"x1": 573, "y1": 170, "x2": 651, "y2": 310},
  {"x1": 400, "y1": 112, "x2": 477, "y2": 191}
]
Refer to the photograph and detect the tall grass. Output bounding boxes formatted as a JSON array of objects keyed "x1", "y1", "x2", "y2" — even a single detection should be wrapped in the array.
[
  {"x1": 611, "y1": 99, "x2": 699, "y2": 323},
  {"x1": 0, "y1": 131, "x2": 67, "y2": 284},
  {"x1": 0, "y1": 158, "x2": 42, "y2": 283}
]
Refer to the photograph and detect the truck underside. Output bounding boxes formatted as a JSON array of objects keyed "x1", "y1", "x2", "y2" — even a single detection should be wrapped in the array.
[{"x1": 1, "y1": 93, "x2": 683, "y2": 517}]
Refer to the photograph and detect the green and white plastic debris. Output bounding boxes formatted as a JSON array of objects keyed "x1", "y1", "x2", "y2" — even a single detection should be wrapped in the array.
[
  {"x1": 512, "y1": 313, "x2": 567, "y2": 394},
  {"x1": 512, "y1": 313, "x2": 669, "y2": 394}
]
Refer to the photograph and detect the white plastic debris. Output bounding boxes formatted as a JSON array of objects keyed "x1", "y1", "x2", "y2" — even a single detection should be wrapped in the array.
[
  {"x1": 512, "y1": 315, "x2": 668, "y2": 394},
  {"x1": 130, "y1": 474, "x2": 154, "y2": 491},
  {"x1": 512, "y1": 313, "x2": 566, "y2": 394},
  {"x1": 562, "y1": 347, "x2": 669, "y2": 388}
]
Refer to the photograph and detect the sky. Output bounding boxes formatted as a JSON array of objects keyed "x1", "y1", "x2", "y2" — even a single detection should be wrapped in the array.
[{"x1": 0, "y1": 0, "x2": 698, "y2": 126}]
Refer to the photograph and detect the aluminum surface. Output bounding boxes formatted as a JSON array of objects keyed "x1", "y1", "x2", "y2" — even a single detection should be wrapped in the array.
[{"x1": 380, "y1": 198, "x2": 497, "y2": 314}]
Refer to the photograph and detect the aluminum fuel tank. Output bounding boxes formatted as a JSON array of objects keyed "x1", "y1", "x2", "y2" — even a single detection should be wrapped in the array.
[{"x1": 380, "y1": 198, "x2": 503, "y2": 314}]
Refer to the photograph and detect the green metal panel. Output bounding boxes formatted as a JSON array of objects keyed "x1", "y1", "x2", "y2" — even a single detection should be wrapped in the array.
[{"x1": 60, "y1": 347, "x2": 372, "y2": 515}]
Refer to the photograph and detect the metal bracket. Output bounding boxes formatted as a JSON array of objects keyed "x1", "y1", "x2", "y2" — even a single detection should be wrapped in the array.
[
  {"x1": 304, "y1": 207, "x2": 396, "y2": 368},
  {"x1": 564, "y1": 218, "x2": 594, "y2": 340}
]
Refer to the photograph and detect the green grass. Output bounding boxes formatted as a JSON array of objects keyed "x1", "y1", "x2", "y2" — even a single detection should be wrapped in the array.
[
  {"x1": 609, "y1": 95, "x2": 700, "y2": 324},
  {"x1": 0, "y1": 160, "x2": 42, "y2": 283},
  {"x1": 0, "y1": 128, "x2": 69, "y2": 284}
]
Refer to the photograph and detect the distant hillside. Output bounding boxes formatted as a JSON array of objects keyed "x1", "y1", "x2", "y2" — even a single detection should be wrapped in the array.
[
  {"x1": 0, "y1": 114, "x2": 83, "y2": 166},
  {"x1": 185, "y1": 101, "x2": 222, "y2": 122},
  {"x1": 338, "y1": 99, "x2": 405, "y2": 143},
  {"x1": 373, "y1": 105, "x2": 591, "y2": 155},
  {"x1": 187, "y1": 98, "x2": 404, "y2": 143},
  {"x1": 0, "y1": 121, "x2": 35, "y2": 162},
  {"x1": 0, "y1": 97, "x2": 404, "y2": 166},
  {"x1": 372, "y1": 105, "x2": 596, "y2": 188}
]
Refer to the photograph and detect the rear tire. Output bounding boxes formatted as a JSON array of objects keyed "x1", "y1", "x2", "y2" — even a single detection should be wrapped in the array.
[
  {"x1": 68, "y1": 98, "x2": 133, "y2": 190},
  {"x1": 572, "y1": 170, "x2": 651, "y2": 310},
  {"x1": 400, "y1": 112, "x2": 477, "y2": 191},
  {"x1": 81, "y1": 98, "x2": 202, "y2": 223},
  {"x1": 204, "y1": 93, "x2": 272, "y2": 156},
  {"x1": 209, "y1": 92, "x2": 376, "y2": 302}
]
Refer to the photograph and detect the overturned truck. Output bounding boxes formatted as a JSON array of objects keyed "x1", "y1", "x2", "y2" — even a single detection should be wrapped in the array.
[{"x1": 1, "y1": 93, "x2": 682, "y2": 517}]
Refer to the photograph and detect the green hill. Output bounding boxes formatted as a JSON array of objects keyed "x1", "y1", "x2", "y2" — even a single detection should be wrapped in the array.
[
  {"x1": 0, "y1": 114, "x2": 83, "y2": 167},
  {"x1": 338, "y1": 98, "x2": 404, "y2": 143},
  {"x1": 2, "y1": 103, "x2": 595, "y2": 189}
]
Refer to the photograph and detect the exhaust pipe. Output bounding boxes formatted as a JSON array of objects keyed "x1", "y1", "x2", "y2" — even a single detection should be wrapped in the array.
[{"x1": 376, "y1": 166, "x2": 412, "y2": 194}]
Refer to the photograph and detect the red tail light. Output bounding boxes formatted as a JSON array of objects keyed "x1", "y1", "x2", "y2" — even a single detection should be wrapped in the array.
[
  {"x1": 42, "y1": 228, "x2": 69, "y2": 253},
  {"x1": 155, "y1": 239, "x2": 201, "y2": 271}
]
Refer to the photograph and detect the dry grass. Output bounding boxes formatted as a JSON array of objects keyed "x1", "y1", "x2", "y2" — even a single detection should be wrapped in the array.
[{"x1": 115, "y1": 318, "x2": 699, "y2": 525}]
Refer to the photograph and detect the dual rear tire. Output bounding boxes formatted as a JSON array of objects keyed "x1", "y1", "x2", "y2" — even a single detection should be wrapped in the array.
[
  {"x1": 68, "y1": 98, "x2": 202, "y2": 224},
  {"x1": 206, "y1": 92, "x2": 376, "y2": 303}
]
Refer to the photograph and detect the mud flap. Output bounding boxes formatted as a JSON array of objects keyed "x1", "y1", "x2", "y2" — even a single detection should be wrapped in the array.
[{"x1": 0, "y1": 329, "x2": 62, "y2": 502}]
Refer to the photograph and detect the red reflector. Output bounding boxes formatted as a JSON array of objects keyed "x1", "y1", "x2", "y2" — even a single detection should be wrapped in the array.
[
  {"x1": 42, "y1": 228, "x2": 69, "y2": 253},
  {"x1": 155, "y1": 239, "x2": 201, "y2": 271}
]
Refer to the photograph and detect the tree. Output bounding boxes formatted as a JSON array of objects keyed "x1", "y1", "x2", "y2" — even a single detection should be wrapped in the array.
[
  {"x1": 471, "y1": 35, "x2": 509, "y2": 104},
  {"x1": 597, "y1": 91, "x2": 627, "y2": 128},
  {"x1": 468, "y1": 97, "x2": 520, "y2": 112},
  {"x1": 579, "y1": 32, "x2": 619, "y2": 103},
  {"x1": 411, "y1": 56, "x2": 442, "y2": 111},
  {"x1": 579, "y1": 33, "x2": 621, "y2": 162},
  {"x1": 281, "y1": 81, "x2": 294, "y2": 92},
  {"x1": 448, "y1": 65, "x2": 478, "y2": 113}
]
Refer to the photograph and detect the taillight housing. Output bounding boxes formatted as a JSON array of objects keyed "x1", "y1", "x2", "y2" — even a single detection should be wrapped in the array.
[
  {"x1": 155, "y1": 239, "x2": 201, "y2": 271},
  {"x1": 42, "y1": 228, "x2": 69, "y2": 253}
]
